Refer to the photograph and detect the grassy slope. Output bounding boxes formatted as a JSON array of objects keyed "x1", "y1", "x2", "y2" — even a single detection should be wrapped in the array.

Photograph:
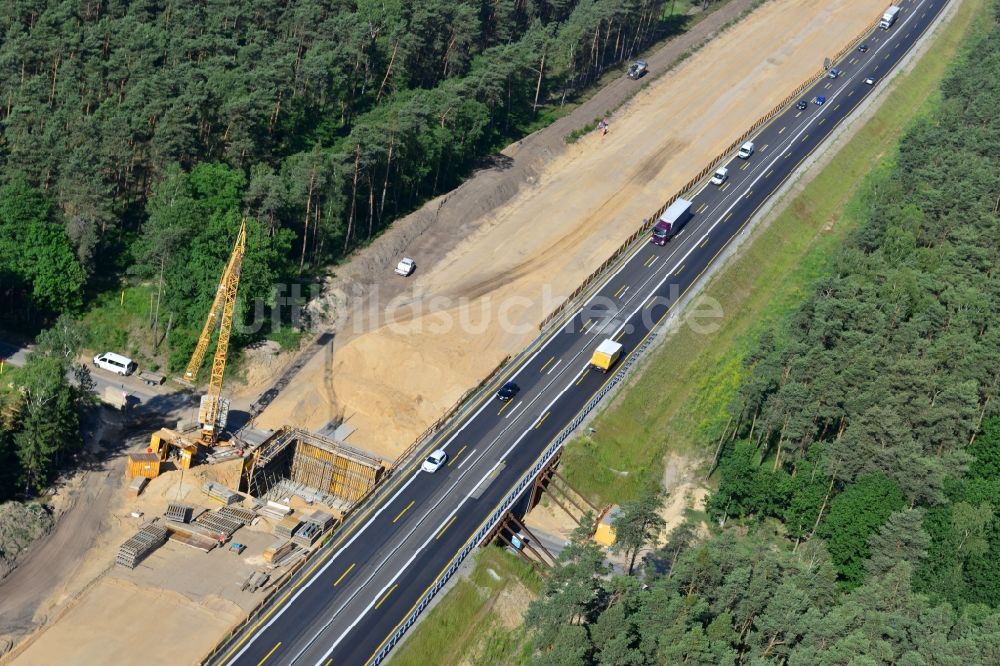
[
  {"x1": 384, "y1": 0, "x2": 985, "y2": 662},
  {"x1": 560, "y1": 0, "x2": 985, "y2": 506},
  {"x1": 391, "y1": 547, "x2": 541, "y2": 666}
]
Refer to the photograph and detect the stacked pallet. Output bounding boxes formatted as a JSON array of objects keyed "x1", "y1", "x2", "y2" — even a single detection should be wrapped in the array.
[
  {"x1": 165, "y1": 503, "x2": 193, "y2": 523},
  {"x1": 292, "y1": 521, "x2": 322, "y2": 548},
  {"x1": 274, "y1": 516, "x2": 302, "y2": 539},
  {"x1": 195, "y1": 511, "x2": 243, "y2": 538},
  {"x1": 256, "y1": 500, "x2": 292, "y2": 520},
  {"x1": 116, "y1": 523, "x2": 168, "y2": 569},
  {"x1": 262, "y1": 538, "x2": 294, "y2": 563},
  {"x1": 202, "y1": 482, "x2": 241, "y2": 505},
  {"x1": 305, "y1": 509, "x2": 335, "y2": 532},
  {"x1": 218, "y1": 506, "x2": 256, "y2": 524}
]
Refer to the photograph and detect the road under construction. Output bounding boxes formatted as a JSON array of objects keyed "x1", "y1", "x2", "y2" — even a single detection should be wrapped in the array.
[{"x1": 200, "y1": 0, "x2": 951, "y2": 663}]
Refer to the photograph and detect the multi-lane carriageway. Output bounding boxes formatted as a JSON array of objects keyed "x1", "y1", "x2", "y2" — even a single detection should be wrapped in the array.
[{"x1": 216, "y1": 1, "x2": 948, "y2": 663}]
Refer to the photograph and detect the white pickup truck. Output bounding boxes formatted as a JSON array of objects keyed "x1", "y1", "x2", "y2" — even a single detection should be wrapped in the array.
[{"x1": 395, "y1": 257, "x2": 415, "y2": 276}]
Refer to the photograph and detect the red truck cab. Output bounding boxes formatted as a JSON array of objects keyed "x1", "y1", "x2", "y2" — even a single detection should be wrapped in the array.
[{"x1": 650, "y1": 198, "x2": 694, "y2": 246}]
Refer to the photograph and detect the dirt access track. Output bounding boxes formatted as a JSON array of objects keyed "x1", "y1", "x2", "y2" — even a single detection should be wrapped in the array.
[{"x1": 254, "y1": 0, "x2": 876, "y2": 459}]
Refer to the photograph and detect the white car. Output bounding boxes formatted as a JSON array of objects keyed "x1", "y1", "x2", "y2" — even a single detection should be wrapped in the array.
[
  {"x1": 710, "y1": 167, "x2": 729, "y2": 185},
  {"x1": 421, "y1": 449, "x2": 448, "y2": 473},
  {"x1": 395, "y1": 257, "x2": 415, "y2": 276},
  {"x1": 864, "y1": 76, "x2": 875, "y2": 85},
  {"x1": 737, "y1": 141, "x2": 754, "y2": 159}
]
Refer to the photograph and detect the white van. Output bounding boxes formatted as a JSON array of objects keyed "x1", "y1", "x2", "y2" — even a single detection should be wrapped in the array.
[
  {"x1": 93, "y1": 352, "x2": 137, "y2": 376},
  {"x1": 737, "y1": 141, "x2": 754, "y2": 159}
]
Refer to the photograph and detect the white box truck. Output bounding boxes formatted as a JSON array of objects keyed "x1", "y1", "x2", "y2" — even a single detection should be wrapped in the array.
[{"x1": 880, "y1": 5, "x2": 900, "y2": 29}]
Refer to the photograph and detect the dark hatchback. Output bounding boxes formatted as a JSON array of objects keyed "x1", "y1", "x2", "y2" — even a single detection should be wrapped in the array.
[{"x1": 496, "y1": 381, "x2": 520, "y2": 401}]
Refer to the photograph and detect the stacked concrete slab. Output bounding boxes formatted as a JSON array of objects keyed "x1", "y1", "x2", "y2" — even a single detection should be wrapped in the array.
[
  {"x1": 116, "y1": 523, "x2": 168, "y2": 569},
  {"x1": 202, "y1": 481, "x2": 241, "y2": 505},
  {"x1": 305, "y1": 509, "x2": 335, "y2": 532},
  {"x1": 274, "y1": 516, "x2": 302, "y2": 539}
]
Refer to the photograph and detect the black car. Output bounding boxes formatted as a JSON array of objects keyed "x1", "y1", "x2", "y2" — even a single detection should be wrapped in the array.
[
  {"x1": 858, "y1": 43, "x2": 869, "y2": 53},
  {"x1": 796, "y1": 99, "x2": 808, "y2": 110},
  {"x1": 497, "y1": 381, "x2": 520, "y2": 401}
]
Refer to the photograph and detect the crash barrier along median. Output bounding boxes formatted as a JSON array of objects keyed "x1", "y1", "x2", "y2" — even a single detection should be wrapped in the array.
[
  {"x1": 205, "y1": 14, "x2": 885, "y2": 665},
  {"x1": 538, "y1": 15, "x2": 880, "y2": 332},
  {"x1": 370, "y1": 14, "x2": 885, "y2": 664},
  {"x1": 371, "y1": 319, "x2": 662, "y2": 664}
]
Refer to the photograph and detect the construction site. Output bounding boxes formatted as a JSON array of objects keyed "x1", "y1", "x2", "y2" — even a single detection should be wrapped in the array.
[{"x1": 0, "y1": 0, "x2": 890, "y2": 662}]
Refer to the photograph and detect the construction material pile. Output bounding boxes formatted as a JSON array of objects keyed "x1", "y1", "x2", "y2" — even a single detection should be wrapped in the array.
[{"x1": 116, "y1": 523, "x2": 168, "y2": 569}]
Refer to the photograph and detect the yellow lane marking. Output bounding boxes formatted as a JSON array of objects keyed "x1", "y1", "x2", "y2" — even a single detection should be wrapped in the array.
[
  {"x1": 375, "y1": 584, "x2": 398, "y2": 610},
  {"x1": 695, "y1": 202, "x2": 708, "y2": 214},
  {"x1": 873, "y1": 65, "x2": 879, "y2": 72},
  {"x1": 823, "y1": 82, "x2": 832, "y2": 90},
  {"x1": 393, "y1": 500, "x2": 415, "y2": 524},
  {"x1": 720, "y1": 182, "x2": 731, "y2": 191},
  {"x1": 580, "y1": 318, "x2": 595, "y2": 334},
  {"x1": 218, "y1": 165, "x2": 662, "y2": 661},
  {"x1": 436, "y1": 515, "x2": 457, "y2": 540},
  {"x1": 744, "y1": 191, "x2": 753, "y2": 199},
  {"x1": 724, "y1": 212, "x2": 733, "y2": 222},
  {"x1": 885, "y1": 53, "x2": 890, "y2": 59},
  {"x1": 447, "y1": 444, "x2": 467, "y2": 467},
  {"x1": 765, "y1": 169, "x2": 774, "y2": 179},
  {"x1": 324, "y1": 660, "x2": 333, "y2": 666},
  {"x1": 643, "y1": 254, "x2": 656, "y2": 267},
  {"x1": 497, "y1": 399, "x2": 512, "y2": 415},
  {"x1": 539, "y1": 356, "x2": 554, "y2": 373},
  {"x1": 334, "y1": 563, "x2": 356, "y2": 587},
  {"x1": 785, "y1": 151, "x2": 792, "y2": 158},
  {"x1": 614, "y1": 329, "x2": 627, "y2": 341},
  {"x1": 818, "y1": 118, "x2": 826, "y2": 126},
  {"x1": 700, "y1": 236, "x2": 709, "y2": 248},
  {"x1": 673, "y1": 264, "x2": 685, "y2": 276},
  {"x1": 849, "y1": 57, "x2": 857, "y2": 64},
  {"x1": 534, "y1": 412, "x2": 551, "y2": 429},
  {"x1": 795, "y1": 111, "x2": 802, "y2": 118},
  {"x1": 576, "y1": 369, "x2": 591, "y2": 386},
  {"x1": 778, "y1": 126, "x2": 786, "y2": 134},
  {"x1": 645, "y1": 297, "x2": 657, "y2": 310},
  {"x1": 848, "y1": 89, "x2": 855, "y2": 97},
  {"x1": 257, "y1": 642, "x2": 281, "y2": 666},
  {"x1": 369, "y1": 147, "x2": 825, "y2": 663},
  {"x1": 801, "y1": 134, "x2": 809, "y2": 142},
  {"x1": 614, "y1": 284, "x2": 628, "y2": 298},
  {"x1": 895, "y1": 42, "x2": 901, "y2": 49},
  {"x1": 833, "y1": 103, "x2": 841, "y2": 111},
  {"x1": 740, "y1": 162, "x2": 750, "y2": 171},
  {"x1": 760, "y1": 144, "x2": 768, "y2": 151},
  {"x1": 905, "y1": 32, "x2": 911, "y2": 38}
]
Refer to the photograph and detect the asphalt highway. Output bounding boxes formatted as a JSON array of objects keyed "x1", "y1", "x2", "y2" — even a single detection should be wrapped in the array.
[{"x1": 215, "y1": 1, "x2": 948, "y2": 663}]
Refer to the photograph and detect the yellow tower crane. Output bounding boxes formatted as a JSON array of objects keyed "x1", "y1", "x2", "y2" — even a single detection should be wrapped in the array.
[{"x1": 184, "y1": 218, "x2": 248, "y2": 444}]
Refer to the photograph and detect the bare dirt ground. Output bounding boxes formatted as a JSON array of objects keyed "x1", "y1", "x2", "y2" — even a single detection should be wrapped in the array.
[
  {"x1": 254, "y1": 0, "x2": 877, "y2": 460},
  {"x1": 0, "y1": 461, "x2": 284, "y2": 665}
]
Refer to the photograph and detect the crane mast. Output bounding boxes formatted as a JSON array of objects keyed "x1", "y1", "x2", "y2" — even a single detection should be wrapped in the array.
[{"x1": 184, "y1": 219, "x2": 247, "y2": 443}]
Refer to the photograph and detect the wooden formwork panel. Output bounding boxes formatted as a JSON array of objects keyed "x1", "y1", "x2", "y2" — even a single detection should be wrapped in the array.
[{"x1": 291, "y1": 442, "x2": 382, "y2": 503}]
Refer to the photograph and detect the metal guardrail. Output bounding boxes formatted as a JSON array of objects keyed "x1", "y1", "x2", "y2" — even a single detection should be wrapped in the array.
[
  {"x1": 207, "y1": 14, "x2": 886, "y2": 666},
  {"x1": 537, "y1": 15, "x2": 880, "y2": 332},
  {"x1": 370, "y1": 15, "x2": 886, "y2": 664},
  {"x1": 371, "y1": 330, "x2": 657, "y2": 664}
]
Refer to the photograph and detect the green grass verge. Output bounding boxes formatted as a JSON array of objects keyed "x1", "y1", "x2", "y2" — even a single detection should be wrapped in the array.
[
  {"x1": 391, "y1": 547, "x2": 540, "y2": 666},
  {"x1": 560, "y1": 0, "x2": 986, "y2": 506}
]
